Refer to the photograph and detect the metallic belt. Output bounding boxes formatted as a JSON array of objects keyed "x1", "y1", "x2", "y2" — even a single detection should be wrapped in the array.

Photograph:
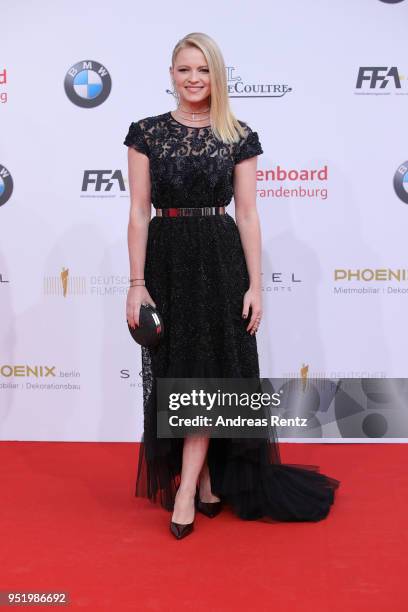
[{"x1": 156, "y1": 206, "x2": 226, "y2": 217}]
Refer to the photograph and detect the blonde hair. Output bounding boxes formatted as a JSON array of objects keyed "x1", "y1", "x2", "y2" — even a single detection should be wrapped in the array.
[{"x1": 171, "y1": 32, "x2": 246, "y2": 144}]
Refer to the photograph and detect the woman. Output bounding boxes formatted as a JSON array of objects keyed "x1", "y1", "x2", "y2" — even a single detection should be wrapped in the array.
[{"x1": 124, "y1": 32, "x2": 340, "y2": 540}]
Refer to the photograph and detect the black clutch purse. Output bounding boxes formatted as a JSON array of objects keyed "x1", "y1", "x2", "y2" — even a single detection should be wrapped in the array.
[{"x1": 127, "y1": 303, "x2": 164, "y2": 347}]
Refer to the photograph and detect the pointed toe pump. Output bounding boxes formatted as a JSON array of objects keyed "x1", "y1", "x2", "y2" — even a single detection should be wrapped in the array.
[
  {"x1": 170, "y1": 489, "x2": 195, "y2": 540},
  {"x1": 195, "y1": 491, "x2": 222, "y2": 518},
  {"x1": 169, "y1": 519, "x2": 194, "y2": 540}
]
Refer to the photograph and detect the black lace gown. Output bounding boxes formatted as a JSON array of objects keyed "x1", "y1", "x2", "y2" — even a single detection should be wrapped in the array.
[{"x1": 124, "y1": 111, "x2": 340, "y2": 521}]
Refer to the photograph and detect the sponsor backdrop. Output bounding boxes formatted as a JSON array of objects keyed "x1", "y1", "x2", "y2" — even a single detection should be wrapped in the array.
[{"x1": 1, "y1": 1, "x2": 407, "y2": 442}]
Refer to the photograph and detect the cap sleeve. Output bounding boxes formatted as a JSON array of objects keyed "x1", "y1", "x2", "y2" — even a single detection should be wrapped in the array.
[
  {"x1": 234, "y1": 124, "x2": 263, "y2": 164},
  {"x1": 123, "y1": 121, "x2": 150, "y2": 157}
]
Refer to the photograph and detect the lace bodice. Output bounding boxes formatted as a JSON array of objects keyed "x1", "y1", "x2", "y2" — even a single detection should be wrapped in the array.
[{"x1": 123, "y1": 111, "x2": 263, "y2": 208}]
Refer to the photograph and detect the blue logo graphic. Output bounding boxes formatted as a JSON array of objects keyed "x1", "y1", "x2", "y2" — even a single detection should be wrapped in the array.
[{"x1": 64, "y1": 60, "x2": 112, "y2": 108}]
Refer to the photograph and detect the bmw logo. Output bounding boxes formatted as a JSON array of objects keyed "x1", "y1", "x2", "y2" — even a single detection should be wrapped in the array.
[
  {"x1": 64, "y1": 60, "x2": 112, "y2": 108},
  {"x1": 393, "y1": 161, "x2": 408, "y2": 205},
  {"x1": 0, "y1": 164, "x2": 14, "y2": 208}
]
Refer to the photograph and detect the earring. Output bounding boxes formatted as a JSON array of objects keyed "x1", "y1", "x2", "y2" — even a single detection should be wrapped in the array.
[{"x1": 172, "y1": 80, "x2": 179, "y2": 102}]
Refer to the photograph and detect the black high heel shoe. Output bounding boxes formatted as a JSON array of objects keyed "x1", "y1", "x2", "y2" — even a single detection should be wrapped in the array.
[
  {"x1": 170, "y1": 490, "x2": 195, "y2": 540},
  {"x1": 195, "y1": 490, "x2": 222, "y2": 518},
  {"x1": 169, "y1": 519, "x2": 194, "y2": 540}
]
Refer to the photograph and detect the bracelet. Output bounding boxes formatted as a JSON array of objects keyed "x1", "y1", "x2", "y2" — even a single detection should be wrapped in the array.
[{"x1": 130, "y1": 278, "x2": 145, "y2": 281}]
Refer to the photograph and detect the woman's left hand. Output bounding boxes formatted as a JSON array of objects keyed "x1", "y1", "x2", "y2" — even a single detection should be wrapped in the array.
[{"x1": 242, "y1": 286, "x2": 263, "y2": 335}]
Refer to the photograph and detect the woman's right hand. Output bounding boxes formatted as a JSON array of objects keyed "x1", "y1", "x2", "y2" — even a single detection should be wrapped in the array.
[{"x1": 126, "y1": 285, "x2": 157, "y2": 328}]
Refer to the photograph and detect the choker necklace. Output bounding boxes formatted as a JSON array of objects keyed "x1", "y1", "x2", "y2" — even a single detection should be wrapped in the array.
[{"x1": 176, "y1": 105, "x2": 211, "y2": 123}]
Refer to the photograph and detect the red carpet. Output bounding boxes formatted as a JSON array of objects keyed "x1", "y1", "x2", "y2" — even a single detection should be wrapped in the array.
[{"x1": 0, "y1": 442, "x2": 406, "y2": 611}]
